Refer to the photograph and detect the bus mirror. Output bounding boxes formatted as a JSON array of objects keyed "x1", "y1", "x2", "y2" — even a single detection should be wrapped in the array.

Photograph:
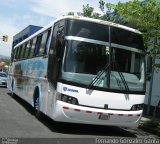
[{"x1": 13, "y1": 59, "x2": 17, "y2": 62}]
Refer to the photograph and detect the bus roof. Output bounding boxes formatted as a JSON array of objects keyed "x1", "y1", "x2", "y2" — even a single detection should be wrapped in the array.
[{"x1": 14, "y1": 16, "x2": 142, "y2": 49}]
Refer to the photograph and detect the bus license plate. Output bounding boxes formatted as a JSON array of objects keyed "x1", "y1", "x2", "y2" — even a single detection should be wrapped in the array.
[{"x1": 99, "y1": 114, "x2": 110, "y2": 120}]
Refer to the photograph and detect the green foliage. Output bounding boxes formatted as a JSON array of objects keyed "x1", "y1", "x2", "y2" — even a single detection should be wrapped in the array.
[
  {"x1": 99, "y1": 0, "x2": 126, "y2": 24},
  {"x1": 67, "y1": 2, "x2": 126, "y2": 24},
  {"x1": 112, "y1": 0, "x2": 160, "y2": 58},
  {"x1": 77, "y1": 4, "x2": 101, "y2": 19},
  {"x1": 139, "y1": 119, "x2": 160, "y2": 136},
  {"x1": 67, "y1": 12, "x2": 75, "y2": 16},
  {"x1": 66, "y1": 4, "x2": 101, "y2": 19}
]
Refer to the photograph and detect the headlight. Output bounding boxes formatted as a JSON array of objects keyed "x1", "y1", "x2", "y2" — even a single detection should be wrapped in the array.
[
  {"x1": 57, "y1": 94, "x2": 79, "y2": 105},
  {"x1": 131, "y1": 104, "x2": 144, "y2": 111}
]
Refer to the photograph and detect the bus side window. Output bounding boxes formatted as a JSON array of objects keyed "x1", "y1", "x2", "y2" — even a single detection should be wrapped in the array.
[
  {"x1": 15, "y1": 47, "x2": 19, "y2": 60},
  {"x1": 30, "y1": 37, "x2": 36, "y2": 58},
  {"x1": 44, "y1": 29, "x2": 51, "y2": 55},
  {"x1": 34, "y1": 34, "x2": 42, "y2": 56},
  {"x1": 24, "y1": 41, "x2": 29, "y2": 59},
  {"x1": 27, "y1": 40, "x2": 33, "y2": 58},
  {"x1": 20, "y1": 45, "x2": 25, "y2": 60},
  {"x1": 39, "y1": 31, "x2": 48, "y2": 56},
  {"x1": 22, "y1": 43, "x2": 27, "y2": 59},
  {"x1": 18, "y1": 46, "x2": 22, "y2": 60},
  {"x1": 24, "y1": 42, "x2": 30, "y2": 59}
]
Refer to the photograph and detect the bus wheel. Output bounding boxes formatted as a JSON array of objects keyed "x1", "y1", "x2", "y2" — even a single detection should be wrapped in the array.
[
  {"x1": 11, "y1": 80, "x2": 15, "y2": 97},
  {"x1": 34, "y1": 96, "x2": 41, "y2": 119}
]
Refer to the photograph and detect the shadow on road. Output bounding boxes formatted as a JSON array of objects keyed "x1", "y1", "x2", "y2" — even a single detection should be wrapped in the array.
[
  {"x1": 0, "y1": 86, "x2": 7, "y2": 88},
  {"x1": 8, "y1": 92, "x2": 136, "y2": 137}
]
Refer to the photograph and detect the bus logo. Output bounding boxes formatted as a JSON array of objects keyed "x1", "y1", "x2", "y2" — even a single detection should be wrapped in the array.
[
  {"x1": 63, "y1": 87, "x2": 79, "y2": 93},
  {"x1": 63, "y1": 87, "x2": 68, "y2": 91}
]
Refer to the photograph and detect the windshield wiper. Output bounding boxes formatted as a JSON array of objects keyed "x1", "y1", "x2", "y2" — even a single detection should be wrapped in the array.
[
  {"x1": 87, "y1": 63, "x2": 110, "y2": 90},
  {"x1": 87, "y1": 61, "x2": 130, "y2": 94},
  {"x1": 113, "y1": 62, "x2": 130, "y2": 94}
]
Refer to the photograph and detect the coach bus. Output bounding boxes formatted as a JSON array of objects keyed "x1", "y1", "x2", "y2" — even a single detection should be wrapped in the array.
[{"x1": 8, "y1": 16, "x2": 145, "y2": 127}]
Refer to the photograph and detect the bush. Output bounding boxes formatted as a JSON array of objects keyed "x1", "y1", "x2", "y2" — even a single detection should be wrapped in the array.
[{"x1": 139, "y1": 119, "x2": 160, "y2": 136}]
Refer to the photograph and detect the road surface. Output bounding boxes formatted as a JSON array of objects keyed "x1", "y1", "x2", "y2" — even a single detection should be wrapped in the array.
[{"x1": 0, "y1": 87, "x2": 159, "y2": 144}]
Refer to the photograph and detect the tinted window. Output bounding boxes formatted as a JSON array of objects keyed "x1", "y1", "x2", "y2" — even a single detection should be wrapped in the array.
[
  {"x1": 67, "y1": 19, "x2": 109, "y2": 42},
  {"x1": 111, "y1": 27, "x2": 144, "y2": 50},
  {"x1": 17, "y1": 46, "x2": 22, "y2": 59},
  {"x1": 30, "y1": 38, "x2": 36, "y2": 57},
  {"x1": 39, "y1": 32, "x2": 48, "y2": 55},
  {"x1": 22, "y1": 43, "x2": 27, "y2": 59},
  {"x1": 34, "y1": 35, "x2": 42, "y2": 56},
  {"x1": 47, "y1": 21, "x2": 65, "y2": 84},
  {"x1": 44, "y1": 29, "x2": 51, "y2": 54},
  {"x1": 64, "y1": 40, "x2": 109, "y2": 74},
  {"x1": 20, "y1": 45, "x2": 25, "y2": 59},
  {"x1": 24, "y1": 42, "x2": 30, "y2": 58},
  {"x1": 15, "y1": 47, "x2": 19, "y2": 59}
]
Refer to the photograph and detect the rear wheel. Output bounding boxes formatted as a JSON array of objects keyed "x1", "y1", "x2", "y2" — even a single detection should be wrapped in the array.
[{"x1": 11, "y1": 80, "x2": 15, "y2": 97}]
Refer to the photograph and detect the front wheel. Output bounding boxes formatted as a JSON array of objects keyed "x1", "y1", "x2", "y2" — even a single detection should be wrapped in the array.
[{"x1": 34, "y1": 96, "x2": 41, "y2": 118}]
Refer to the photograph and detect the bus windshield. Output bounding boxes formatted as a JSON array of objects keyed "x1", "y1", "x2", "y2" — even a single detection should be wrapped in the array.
[{"x1": 60, "y1": 39, "x2": 145, "y2": 93}]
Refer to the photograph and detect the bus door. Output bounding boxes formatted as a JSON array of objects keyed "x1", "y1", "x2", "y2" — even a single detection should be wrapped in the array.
[{"x1": 47, "y1": 20, "x2": 65, "y2": 115}]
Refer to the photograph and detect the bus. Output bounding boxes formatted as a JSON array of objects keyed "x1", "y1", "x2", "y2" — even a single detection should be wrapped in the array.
[{"x1": 8, "y1": 16, "x2": 145, "y2": 127}]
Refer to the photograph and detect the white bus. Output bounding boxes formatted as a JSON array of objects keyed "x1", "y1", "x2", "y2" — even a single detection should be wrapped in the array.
[{"x1": 8, "y1": 16, "x2": 145, "y2": 127}]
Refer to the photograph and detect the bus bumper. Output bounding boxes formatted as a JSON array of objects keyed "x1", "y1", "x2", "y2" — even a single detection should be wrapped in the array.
[{"x1": 53, "y1": 101, "x2": 142, "y2": 128}]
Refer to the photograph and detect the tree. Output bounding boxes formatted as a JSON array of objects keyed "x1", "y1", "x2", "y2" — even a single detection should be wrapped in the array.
[
  {"x1": 67, "y1": 3, "x2": 126, "y2": 24},
  {"x1": 99, "y1": 0, "x2": 127, "y2": 24},
  {"x1": 66, "y1": 4, "x2": 101, "y2": 19},
  {"x1": 67, "y1": 12, "x2": 75, "y2": 16},
  {"x1": 108, "y1": 0, "x2": 160, "y2": 58},
  {"x1": 77, "y1": 4, "x2": 101, "y2": 19}
]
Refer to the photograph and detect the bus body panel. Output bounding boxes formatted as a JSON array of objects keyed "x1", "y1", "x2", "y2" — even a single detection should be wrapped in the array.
[
  {"x1": 45, "y1": 82, "x2": 144, "y2": 127},
  {"x1": 52, "y1": 101, "x2": 142, "y2": 127},
  {"x1": 8, "y1": 57, "x2": 50, "y2": 114},
  {"x1": 60, "y1": 83, "x2": 145, "y2": 110}
]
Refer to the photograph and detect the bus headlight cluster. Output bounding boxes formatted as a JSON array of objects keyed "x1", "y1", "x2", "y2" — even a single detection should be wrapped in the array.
[
  {"x1": 57, "y1": 94, "x2": 79, "y2": 105},
  {"x1": 131, "y1": 104, "x2": 144, "y2": 111}
]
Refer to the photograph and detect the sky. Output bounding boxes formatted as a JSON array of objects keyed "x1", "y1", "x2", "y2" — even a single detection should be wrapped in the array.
[{"x1": 0, "y1": 0, "x2": 129, "y2": 57}]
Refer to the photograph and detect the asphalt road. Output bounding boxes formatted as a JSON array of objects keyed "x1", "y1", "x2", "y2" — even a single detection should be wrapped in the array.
[{"x1": 0, "y1": 87, "x2": 159, "y2": 144}]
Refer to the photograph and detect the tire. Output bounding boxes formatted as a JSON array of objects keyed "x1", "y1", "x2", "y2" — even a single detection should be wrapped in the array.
[
  {"x1": 11, "y1": 80, "x2": 15, "y2": 98},
  {"x1": 34, "y1": 95, "x2": 41, "y2": 119}
]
